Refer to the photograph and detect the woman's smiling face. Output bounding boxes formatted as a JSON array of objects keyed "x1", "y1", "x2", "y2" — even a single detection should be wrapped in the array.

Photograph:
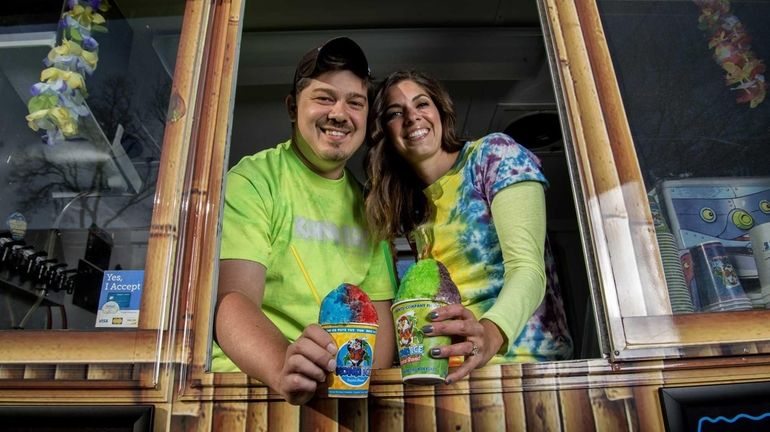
[{"x1": 383, "y1": 79, "x2": 444, "y2": 167}]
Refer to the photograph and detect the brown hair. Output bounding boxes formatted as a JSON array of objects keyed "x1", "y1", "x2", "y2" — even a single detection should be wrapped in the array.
[{"x1": 364, "y1": 70, "x2": 464, "y2": 241}]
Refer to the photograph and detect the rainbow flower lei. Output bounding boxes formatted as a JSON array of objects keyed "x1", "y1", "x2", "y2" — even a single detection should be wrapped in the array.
[
  {"x1": 26, "y1": 0, "x2": 110, "y2": 145},
  {"x1": 694, "y1": 0, "x2": 766, "y2": 108}
]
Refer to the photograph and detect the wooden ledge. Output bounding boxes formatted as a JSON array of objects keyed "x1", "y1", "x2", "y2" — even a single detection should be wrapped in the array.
[{"x1": 0, "y1": 330, "x2": 159, "y2": 363}]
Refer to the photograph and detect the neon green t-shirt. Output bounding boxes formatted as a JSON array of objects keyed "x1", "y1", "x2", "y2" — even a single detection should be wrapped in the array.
[{"x1": 212, "y1": 140, "x2": 394, "y2": 372}]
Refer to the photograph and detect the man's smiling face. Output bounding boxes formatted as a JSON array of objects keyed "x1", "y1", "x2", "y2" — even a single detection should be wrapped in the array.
[{"x1": 292, "y1": 69, "x2": 368, "y2": 179}]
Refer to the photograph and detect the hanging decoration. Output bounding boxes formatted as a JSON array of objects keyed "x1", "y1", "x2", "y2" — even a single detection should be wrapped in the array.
[
  {"x1": 694, "y1": 0, "x2": 766, "y2": 108},
  {"x1": 26, "y1": 0, "x2": 110, "y2": 145}
]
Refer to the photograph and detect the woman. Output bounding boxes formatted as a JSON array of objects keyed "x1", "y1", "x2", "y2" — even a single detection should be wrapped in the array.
[{"x1": 365, "y1": 70, "x2": 572, "y2": 383}]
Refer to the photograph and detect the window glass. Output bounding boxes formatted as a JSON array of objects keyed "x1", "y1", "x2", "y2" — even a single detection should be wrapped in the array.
[
  {"x1": 596, "y1": 0, "x2": 770, "y2": 315},
  {"x1": 0, "y1": 1, "x2": 184, "y2": 330}
]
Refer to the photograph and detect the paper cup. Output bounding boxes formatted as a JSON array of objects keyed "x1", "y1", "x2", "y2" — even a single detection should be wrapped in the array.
[
  {"x1": 391, "y1": 299, "x2": 450, "y2": 385},
  {"x1": 321, "y1": 323, "x2": 378, "y2": 398},
  {"x1": 689, "y1": 241, "x2": 752, "y2": 311}
]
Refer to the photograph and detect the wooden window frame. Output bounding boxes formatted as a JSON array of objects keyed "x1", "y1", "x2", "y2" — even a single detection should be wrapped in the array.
[
  {"x1": 541, "y1": 0, "x2": 770, "y2": 360},
  {"x1": 0, "y1": 0, "x2": 213, "y2": 390}
]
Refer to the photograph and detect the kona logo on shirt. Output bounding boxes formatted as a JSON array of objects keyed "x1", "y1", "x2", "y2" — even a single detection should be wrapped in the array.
[{"x1": 294, "y1": 216, "x2": 366, "y2": 248}]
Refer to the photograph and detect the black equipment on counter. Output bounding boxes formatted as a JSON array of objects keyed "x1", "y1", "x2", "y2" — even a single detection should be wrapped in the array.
[{"x1": 0, "y1": 232, "x2": 77, "y2": 294}]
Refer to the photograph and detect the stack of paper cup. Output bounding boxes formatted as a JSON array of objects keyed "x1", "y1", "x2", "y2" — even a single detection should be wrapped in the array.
[
  {"x1": 750, "y1": 222, "x2": 770, "y2": 308},
  {"x1": 689, "y1": 241, "x2": 752, "y2": 312},
  {"x1": 649, "y1": 190, "x2": 694, "y2": 313},
  {"x1": 657, "y1": 231, "x2": 694, "y2": 313},
  {"x1": 679, "y1": 250, "x2": 700, "y2": 311}
]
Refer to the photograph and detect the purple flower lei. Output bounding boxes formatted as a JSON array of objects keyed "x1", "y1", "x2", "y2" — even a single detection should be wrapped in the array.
[{"x1": 26, "y1": 0, "x2": 110, "y2": 144}]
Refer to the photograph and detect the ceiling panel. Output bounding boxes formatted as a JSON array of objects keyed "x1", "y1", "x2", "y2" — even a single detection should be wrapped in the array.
[
  {"x1": 237, "y1": 28, "x2": 545, "y2": 86},
  {"x1": 242, "y1": 0, "x2": 541, "y2": 31}
]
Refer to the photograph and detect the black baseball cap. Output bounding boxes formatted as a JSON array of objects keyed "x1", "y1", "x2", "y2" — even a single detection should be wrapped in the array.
[{"x1": 291, "y1": 37, "x2": 371, "y2": 97}]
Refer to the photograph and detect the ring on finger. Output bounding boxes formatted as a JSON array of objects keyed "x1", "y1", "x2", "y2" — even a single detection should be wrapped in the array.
[{"x1": 468, "y1": 342, "x2": 479, "y2": 357}]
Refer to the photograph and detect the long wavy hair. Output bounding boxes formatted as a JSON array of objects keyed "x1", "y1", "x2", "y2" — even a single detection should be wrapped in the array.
[{"x1": 364, "y1": 70, "x2": 464, "y2": 242}]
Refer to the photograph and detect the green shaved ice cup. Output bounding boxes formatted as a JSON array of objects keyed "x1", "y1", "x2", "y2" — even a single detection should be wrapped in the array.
[{"x1": 391, "y1": 298, "x2": 449, "y2": 385}]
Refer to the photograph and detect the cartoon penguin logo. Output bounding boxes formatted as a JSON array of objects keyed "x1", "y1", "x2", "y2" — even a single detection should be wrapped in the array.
[
  {"x1": 397, "y1": 313, "x2": 421, "y2": 348},
  {"x1": 722, "y1": 263, "x2": 740, "y2": 288},
  {"x1": 335, "y1": 337, "x2": 374, "y2": 387},
  {"x1": 346, "y1": 338, "x2": 370, "y2": 368}
]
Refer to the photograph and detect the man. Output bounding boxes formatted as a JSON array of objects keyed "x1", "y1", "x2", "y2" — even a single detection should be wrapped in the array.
[{"x1": 212, "y1": 37, "x2": 395, "y2": 405}]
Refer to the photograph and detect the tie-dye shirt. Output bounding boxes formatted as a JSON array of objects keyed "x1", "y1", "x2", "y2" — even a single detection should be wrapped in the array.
[{"x1": 416, "y1": 133, "x2": 573, "y2": 363}]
